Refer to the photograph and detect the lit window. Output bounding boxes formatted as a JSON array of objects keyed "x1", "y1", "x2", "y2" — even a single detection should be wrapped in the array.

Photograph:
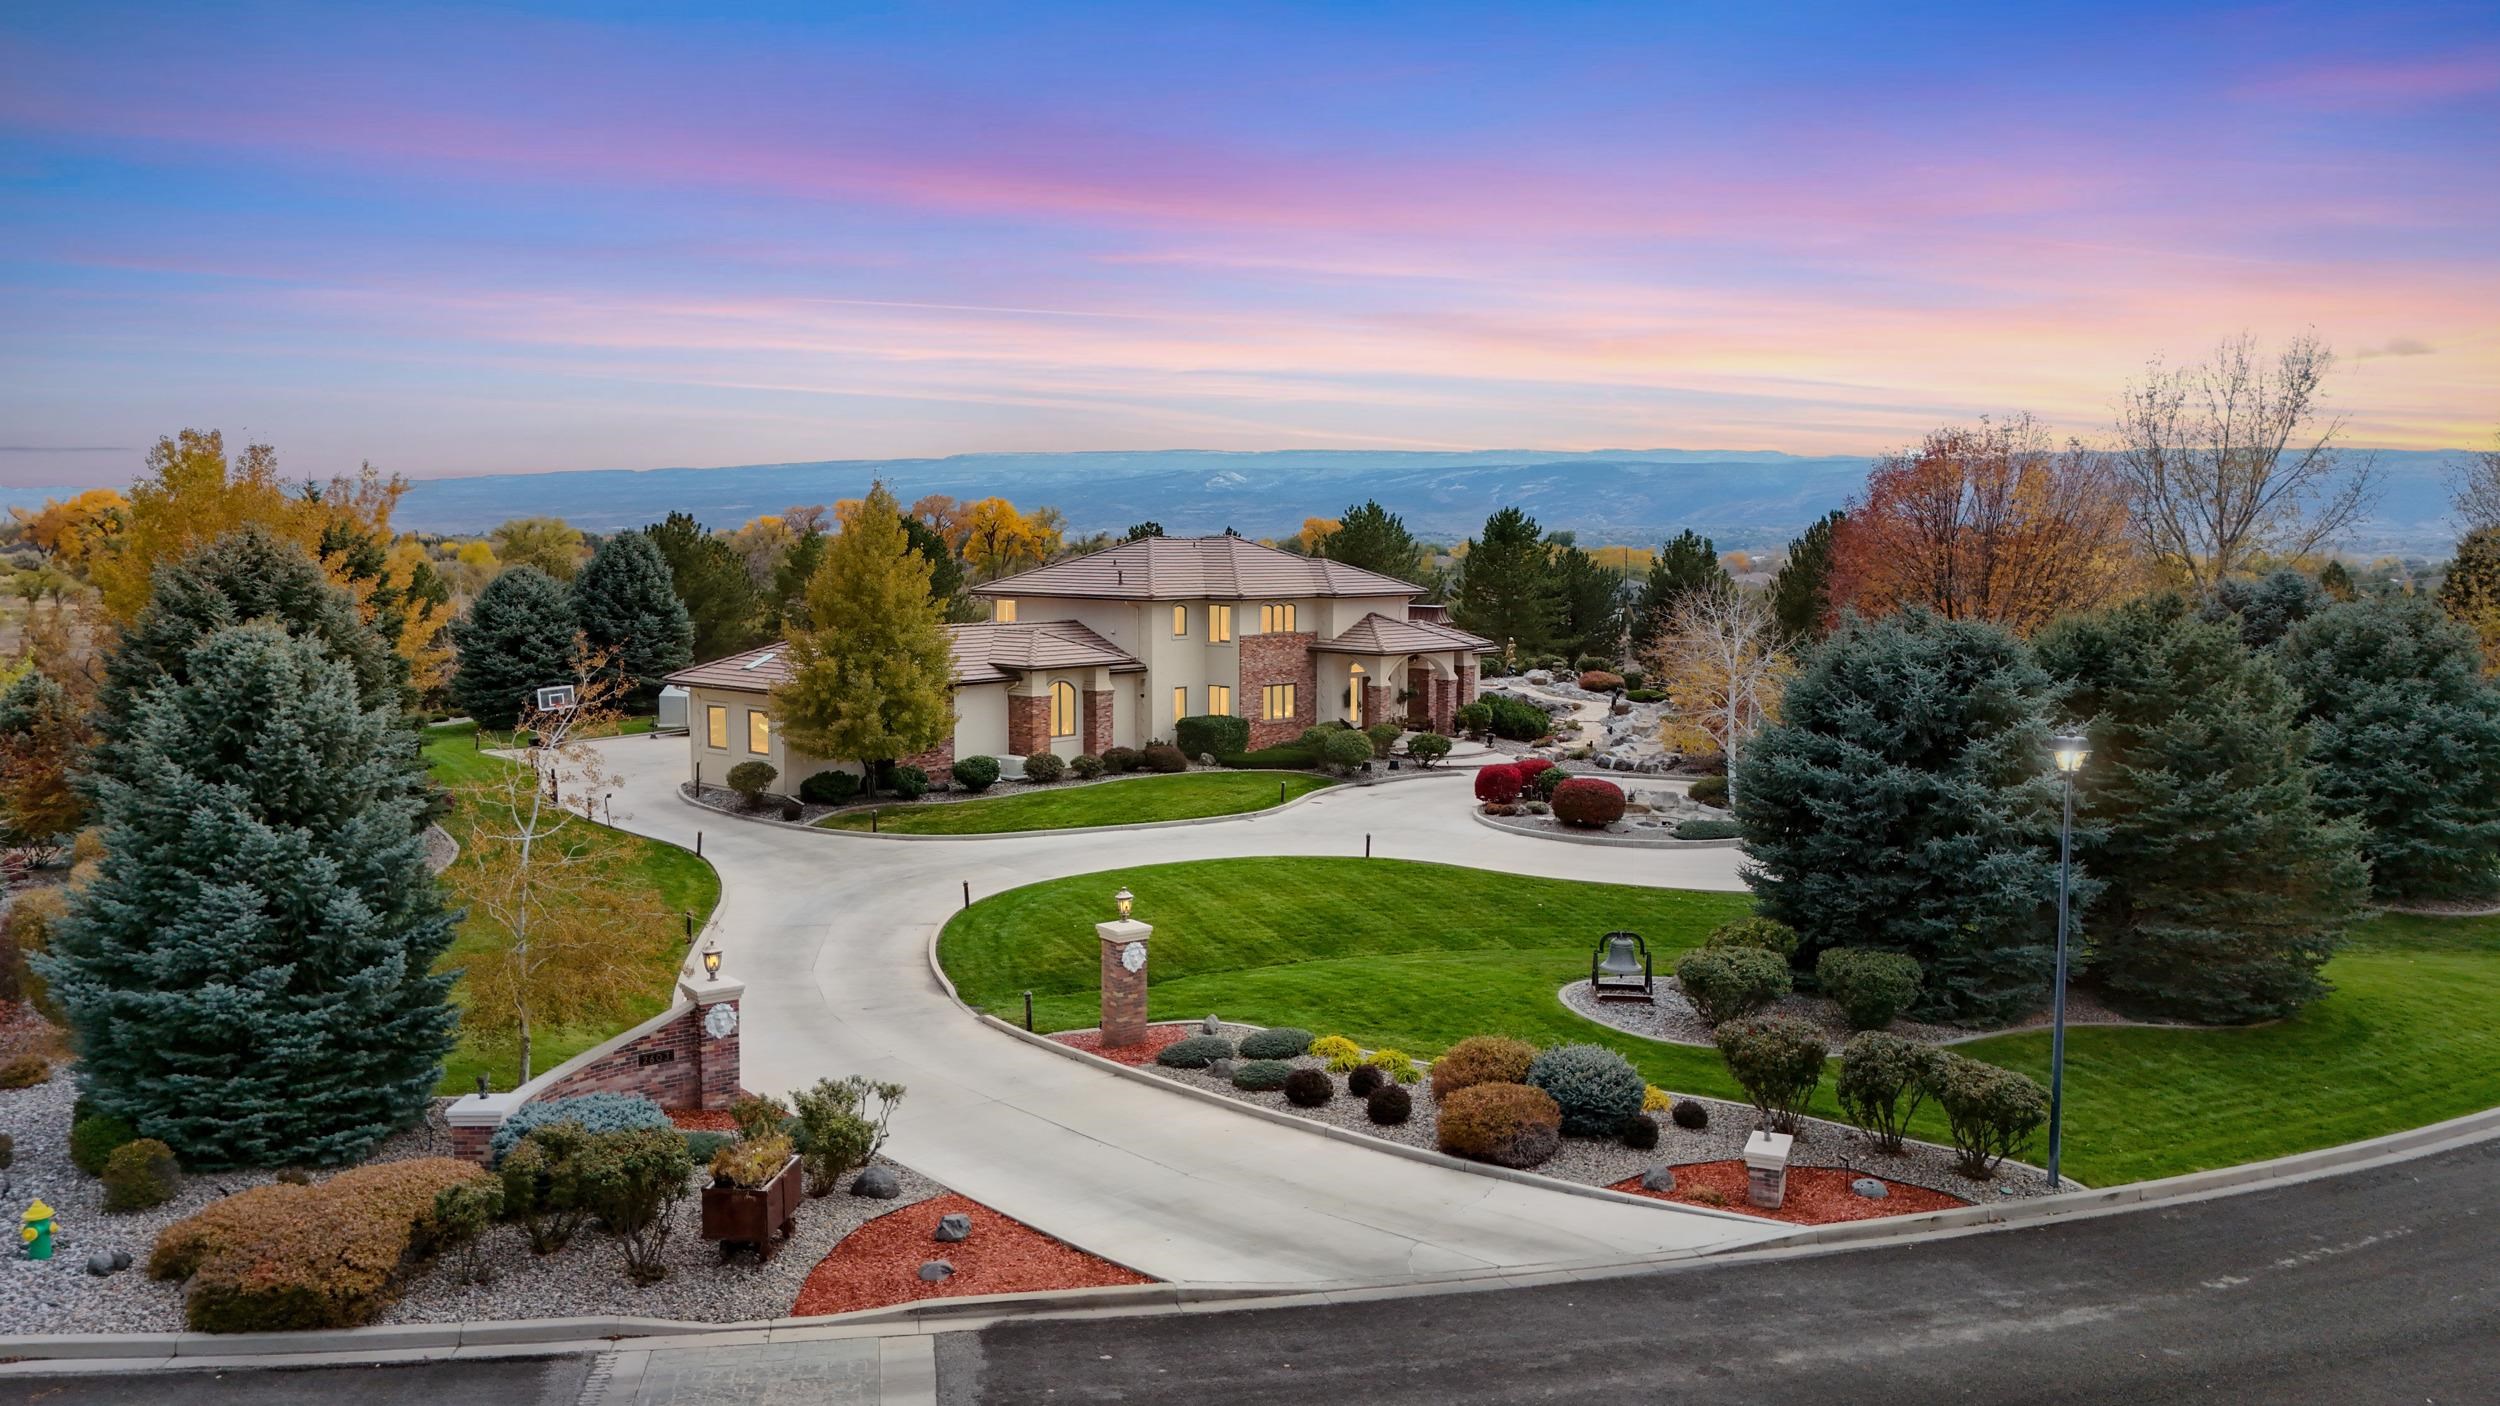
[
  {"x1": 1210, "y1": 604, "x2": 1233, "y2": 643},
  {"x1": 1172, "y1": 605, "x2": 1189, "y2": 637},
  {"x1": 994, "y1": 598, "x2": 1018, "y2": 623},
  {"x1": 1209, "y1": 684, "x2": 1231, "y2": 716},
  {"x1": 747, "y1": 710, "x2": 771, "y2": 755},
  {"x1": 1262, "y1": 683, "x2": 1297, "y2": 721},
  {"x1": 1172, "y1": 686, "x2": 1187, "y2": 722},
  {"x1": 1348, "y1": 663, "x2": 1365, "y2": 720},
  {"x1": 1050, "y1": 680, "x2": 1079, "y2": 739},
  {"x1": 1260, "y1": 602, "x2": 1297, "y2": 633},
  {"x1": 705, "y1": 705, "x2": 728, "y2": 749}
]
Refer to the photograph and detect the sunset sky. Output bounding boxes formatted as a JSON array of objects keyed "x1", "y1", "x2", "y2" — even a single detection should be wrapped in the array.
[{"x1": 2, "y1": 1, "x2": 2495, "y2": 486}]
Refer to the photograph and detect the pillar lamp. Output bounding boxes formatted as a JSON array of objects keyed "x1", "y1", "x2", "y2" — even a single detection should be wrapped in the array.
[
  {"x1": 1114, "y1": 887, "x2": 1134, "y2": 921},
  {"x1": 700, "y1": 933, "x2": 723, "y2": 982}
]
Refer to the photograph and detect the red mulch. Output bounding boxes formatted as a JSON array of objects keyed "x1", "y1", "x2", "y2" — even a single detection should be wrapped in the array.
[
  {"x1": 790, "y1": 1192, "x2": 1154, "y2": 1317},
  {"x1": 666, "y1": 1108, "x2": 738, "y2": 1132},
  {"x1": 1047, "y1": 1023, "x2": 1198, "y2": 1067},
  {"x1": 1610, "y1": 1161, "x2": 1968, "y2": 1224}
]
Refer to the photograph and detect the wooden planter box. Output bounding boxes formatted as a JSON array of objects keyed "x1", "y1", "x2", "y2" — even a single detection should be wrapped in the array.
[{"x1": 700, "y1": 1155, "x2": 803, "y2": 1262}]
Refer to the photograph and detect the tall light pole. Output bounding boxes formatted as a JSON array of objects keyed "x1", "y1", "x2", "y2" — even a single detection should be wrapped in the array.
[{"x1": 2045, "y1": 731, "x2": 2089, "y2": 1190}]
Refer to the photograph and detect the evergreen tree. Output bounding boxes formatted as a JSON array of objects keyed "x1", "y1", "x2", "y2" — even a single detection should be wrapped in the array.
[
  {"x1": 2277, "y1": 596, "x2": 2500, "y2": 900},
  {"x1": 1124, "y1": 520, "x2": 1166, "y2": 541},
  {"x1": 1322, "y1": 500, "x2": 1425, "y2": 583},
  {"x1": 2436, "y1": 525, "x2": 2500, "y2": 673},
  {"x1": 451, "y1": 566, "x2": 577, "y2": 730},
  {"x1": 570, "y1": 531, "x2": 694, "y2": 706},
  {"x1": 1632, "y1": 530, "x2": 1733, "y2": 655},
  {"x1": 0, "y1": 670, "x2": 89, "y2": 855},
  {"x1": 773, "y1": 483, "x2": 955, "y2": 794},
  {"x1": 1769, "y1": 510, "x2": 1843, "y2": 642},
  {"x1": 42, "y1": 623, "x2": 457, "y2": 1167},
  {"x1": 2037, "y1": 598, "x2": 2366, "y2": 1022},
  {"x1": 1733, "y1": 610, "x2": 2069, "y2": 1024},
  {"x1": 1549, "y1": 538, "x2": 1624, "y2": 663},
  {"x1": 2200, "y1": 569, "x2": 2324, "y2": 650},
  {"x1": 644, "y1": 512, "x2": 763, "y2": 659},
  {"x1": 2317, "y1": 560, "x2": 2357, "y2": 602},
  {"x1": 769, "y1": 526, "x2": 827, "y2": 631},
  {"x1": 899, "y1": 511, "x2": 977, "y2": 623},
  {"x1": 1454, "y1": 507, "x2": 1560, "y2": 659}
]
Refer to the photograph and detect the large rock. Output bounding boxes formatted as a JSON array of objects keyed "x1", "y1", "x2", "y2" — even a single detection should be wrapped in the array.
[
  {"x1": 934, "y1": 1212, "x2": 973, "y2": 1242},
  {"x1": 918, "y1": 1260, "x2": 955, "y2": 1282},
  {"x1": 851, "y1": 1166, "x2": 902, "y2": 1199},
  {"x1": 1640, "y1": 1164, "x2": 1677, "y2": 1194},
  {"x1": 1525, "y1": 669, "x2": 1553, "y2": 685},
  {"x1": 1201, "y1": 1014, "x2": 1224, "y2": 1035},
  {"x1": 1850, "y1": 1177, "x2": 1889, "y2": 1200}
]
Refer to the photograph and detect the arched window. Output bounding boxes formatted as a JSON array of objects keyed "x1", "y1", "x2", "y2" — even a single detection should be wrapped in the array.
[
  {"x1": 1050, "y1": 680, "x2": 1078, "y2": 739},
  {"x1": 1347, "y1": 663, "x2": 1366, "y2": 722}
]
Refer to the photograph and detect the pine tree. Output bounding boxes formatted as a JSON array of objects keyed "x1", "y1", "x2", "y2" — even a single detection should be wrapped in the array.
[
  {"x1": 1454, "y1": 507, "x2": 1560, "y2": 659},
  {"x1": 1322, "y1": 500, "x2": 1424, "y2": 583},
  {"x1": 571, "y1": 532, "x2": 694, "y2": 705},
  {"x1": 2277, "y1": 596, "x2": 2500, "y2": 900},
  {"x1": 451, "y1": 566, "x2": 578, "y2": 730},
  {"x1": 2201, "y1": 569, "x2": 2325, "y2": 651},
  {"x1": 1732, "y1": 609, "x2": 2069, "y2": 1024},
  {"x1": 42, "y1": 623, "x2": 457, "y2": 1167},
  {"x1": 1632, "y1": 530, "x2": 1733, "y2": 655},
  {"x1": 899, "y1": 511, "x2": 977, "y2": 622},
  {"x1": 2436, "y1": 526, "x2": 2500, "y2": 675},
  {"x1": 1769, "y1": 510, "x2": 1843, "y2": 641},
  {"x1": 772, "y1": 482, "x2": 955, "y2": 793},
  {"x1": 644, "y1": 512, "x2": 764, "y2": 659},
  {"x1": 0, "y1": 670, "x2": 89, "y2": 859},
  {"x1": 769, "y1": 526, "x2": 827, "y2": 631},
  {"x1": 1549, "y1": 538, "x2": 1623, "y2": 662},
  {"x1": 2036, "y1": 598, "x2": 2366, "y2": 1022}
]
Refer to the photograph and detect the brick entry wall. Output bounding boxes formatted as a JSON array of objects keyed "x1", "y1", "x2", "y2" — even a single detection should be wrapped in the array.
[
  {"x1": 447, "y1": 979, "x2": 744, "y2": 1162},
  {"x1": 1084, "y1": 689, "x2": 1114, "y2": 755},
  {"x1": 1238, "y1": 632, "x2": 1317, "y2": 748},
  {"x1": 1007, "y1": 692, "x2": 1049, "y2": 756}
]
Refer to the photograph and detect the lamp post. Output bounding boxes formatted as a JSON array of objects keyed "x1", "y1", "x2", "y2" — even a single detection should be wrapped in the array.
[{"x1": 2045, "y1": 731, "x2": 2089, "y2": 1190}]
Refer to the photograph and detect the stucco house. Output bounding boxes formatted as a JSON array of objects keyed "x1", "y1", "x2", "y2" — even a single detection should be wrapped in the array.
[{"x1": 665, "y1": 534, "x2": 1487, "y2": 791}]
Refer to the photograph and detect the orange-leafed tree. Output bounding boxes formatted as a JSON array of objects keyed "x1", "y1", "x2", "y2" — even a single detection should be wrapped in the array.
[{"x1": 1826, "y1": 415, "x2": 2134, "y2": 636}]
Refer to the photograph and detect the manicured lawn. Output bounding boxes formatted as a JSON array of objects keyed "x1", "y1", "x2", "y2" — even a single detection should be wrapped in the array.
[
  {"x1": 938, "y1": 857, "x2": 2500, "y2": 1187},
  {"x1": 819, "y1": 771, "x2": 1335, "y2": 835},
  {"x1": 423, "y1": 721, "x2": 719, "y2": 1093}
]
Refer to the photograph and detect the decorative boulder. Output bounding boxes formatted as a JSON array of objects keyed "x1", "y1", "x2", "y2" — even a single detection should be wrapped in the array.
[
  {"x1": 1206, "y1": 1058, "x2": 1237, "y2": 1083},
  {"x1": 1640, "y1": 1164, "x2": 1677, "y2": 1194},
  {"x1": 112, "y1": 1249, "x2": 133, "y2": 1270},
  {"x1": 85, "y1": 1251, "x2": 116, "y2": 1277},
  {"x1": 1851, "y1": 1177, "x2": 1889, "y2": 1200},
  {"x1": 852, "y1": 1166, "x2": 902, "y2": 1199},
  {"x1": 934, "y1": 1212, "x2": 972, "y2": 1242},
  {"x1": 918, "y1": 1260, "x2": 955, "y2": 1282},
  {"x1": 1201, "y1": 1014, "x2": 1223, "y2": 1036}
]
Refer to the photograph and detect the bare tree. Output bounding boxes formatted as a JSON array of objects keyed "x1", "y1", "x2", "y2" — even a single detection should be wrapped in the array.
[
  {"x1": 2449, "y1": 426, "x2": 2500, "y2": 533},
  {"x1": 2110, "y1": 332, "x2": 2378, "y2": 592},
  {"x1": 1641, "y1": 586, "x2": 1794, "y2": 807}
]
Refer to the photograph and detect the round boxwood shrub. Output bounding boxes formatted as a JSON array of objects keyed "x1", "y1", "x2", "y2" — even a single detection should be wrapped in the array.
[
  {"x1": 1429, "y1": 1035, "x2": 1536, "y2": 1101},
  {"x1": 1688, "y1": 773, "x2": 1728, "y2": 807},
  {"x1": 726, "y1": 760, "x2": 778, "y2": 807},
  {"x1": 486, "y1": 1093, "x2": 671, "y2": 1167},
  {"x1": 1713, "y1": 1014, "x2": 1829, "y2": 1134},
  {"x1": 1364, "y1": 721, "x2": 1401, "y2": 757},
  {"x1": 1618, "y1": 1113, "x2": 1660, "y2": 1150},
  {"x1": 1817, "y1": 948, "x2": 1925, "y2": 1031},
  {"x1": 1100, "y1": 745, "x2": 1140, "y2": 773},
  {"x1": 1347, "y1": 1064, "x2": 1386, "y2": 1097},
  {"x1": 1435, "y1": 1082, "x2": 1562, "y2": 1169},
  {"x1": 1578, "y1": 670, "x2": 1625, "y2": 692},
  {"x1": 1142, "y1": 743, "x2": 1189, "y2": 773},
  {"x1": 1473, "y1": 763, "x2": 1524, "y2": 805},
  {"x1": 798, "y1": 770, "x2": 860, "y2": 805},
  {"x1": 884, "y1": 764, "x2": 930, "y2": 800},
  {"x1": 1550, "y1": 777, "x2": 1626, "y2": 828},
  {"x1": 1319, "y1": 728, "x2": 1374, "y2": 774},
  {"x1": 1366, "y1": 1084, "x2": 1412, "y2": 1126},
  {"x1": 1534, "y1": 766, "x2": 1569, "y2": 801},
  {"x1": 1674, "y1": 946, "x2": 1793, "y2": 1025},
  {"x1": 1283, "y1": 1068, "x2": 1335, "y2": 1108},
  {"x1": 70, "y1": 1112, "x2": 139, "y2": 1176},
  {"x1": 1407, "y1": 732, "x2": 1451, "y2": 766},
  {"x1": 1704, "y1": 916, "x2": 1800, "y2": 959},
  {"x1": 951, "y1": 755, "x2": 1001, "y2": 793},
  {"x1": 1525, "y1": 1042, "x2": 1646, "y2": 1137},
  {"x1": 1670, "y1": 1098, "x2": 1710, "y2": 1131},
  {"x1": 1925, "y1": 1051, "x2": 2049, "y2": 1179},
  {"x1": 1070, "y1": 753, "x2": 1105, "y2": 780},
  {"x1": 1236, "y1": 1026, "x2": 1313, "y2": 1060},
  {"x1": 101, "y1": 1137, "x2": 182, "y2": 1212},
  {"x1": 1231, "y1": 1059, "x2": 1293, "y2": 1092},
  {"x1": 1020, "y1": 751, "x2": 1065, "y2": 784},
  {"x1": 1836, "y1": 1031, "x2": 1940, "y2": 1154},
  {"x1": 1154, "y1": 1035, "x2": 1235, "y2": 1069},
  {"x1": 1513, "y1": 756, "x2": 1554, "y2": 788}
]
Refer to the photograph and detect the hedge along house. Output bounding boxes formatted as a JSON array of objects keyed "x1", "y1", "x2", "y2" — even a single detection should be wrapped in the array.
[{"x1": 667, "y1": 534, "x2": 1486, "y2": 791}]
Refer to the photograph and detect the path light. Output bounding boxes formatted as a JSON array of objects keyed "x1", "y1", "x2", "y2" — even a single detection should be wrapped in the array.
[
  {"x1": 2046, "y1": 731, "x2": 2088, "y2": 1190},
  {"x1": 1114, "y1": 887, "x2": 1134, "y2": 922},
  {"x1": 701, "y1": 933, "x2": 723, "y2": 982}
]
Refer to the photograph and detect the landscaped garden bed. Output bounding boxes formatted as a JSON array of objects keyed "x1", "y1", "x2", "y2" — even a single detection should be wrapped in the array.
[
  {"x1": 814, "y1": 771, "x2": 1336, "y2": 835},
  {"x1": 790, "y1": 1192, "x2": 1151, "y2": 1316},
  {"x1": 1558, "y1": 976, "x2": 2200, "y2": 1053},
  {"x1": 1608, "y1": 1163, "x2": 1969, "y2": 1224}
]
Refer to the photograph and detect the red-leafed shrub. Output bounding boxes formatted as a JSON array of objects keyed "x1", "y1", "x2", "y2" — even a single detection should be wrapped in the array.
[
  {"x1": 1550, "y1": 777, "x2": 1626, "y2": 828},
  {"x1": 1578, "y1": 670, "x2": 1625, "y2": 692},
  {"x1": 1474, "y1": 763, "x2": 1524, "y2": 805},
  {"x1": 1512, "y1": 757, "x2": 1554, "y2": 788}
]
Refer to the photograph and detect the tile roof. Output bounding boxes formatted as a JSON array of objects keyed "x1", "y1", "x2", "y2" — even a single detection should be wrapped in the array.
[
  {"x1": 1314, "y1": 612, "x2": 1494, "y2": 655},
  {"x1": 971, "y1": 535, "x2": 1423, "y2": 601},
  {"x1": 665, "y1": 622, "x2": 1142, "y2": 695}
]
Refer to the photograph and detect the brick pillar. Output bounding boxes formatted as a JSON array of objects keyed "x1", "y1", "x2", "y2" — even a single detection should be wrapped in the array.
[
  {"x1": 685, "y1": 975, "x2": 745, "y2": 1111},
  {"x1": 1364, "y1": 682, "x2": 1396, "y2": 729},
  {"x1": 1427, "y1": 674, "x2": 1456, "y2": 733},
  {"x1": 1097, "y1": 918, "x2": 1152, "y2": 1048},
  {"x1": 1458, "y1": 657, "x2": 1479, "y2": 707},
  {"x1": 1008, "y1": 692, "x2": 1049, "y2": 756},
  {"x1": 1084, "y1": 689, "x2": 1113, "y2": 755}
]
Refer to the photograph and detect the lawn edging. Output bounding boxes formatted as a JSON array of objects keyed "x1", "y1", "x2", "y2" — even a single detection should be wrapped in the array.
[{"x1": 1471, "y1": 808, "x2": 1745, "y2": 849}]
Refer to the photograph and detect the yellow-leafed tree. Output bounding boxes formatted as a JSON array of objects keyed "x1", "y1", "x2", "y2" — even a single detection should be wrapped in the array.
[
  {"x1": 1643, "y1": 586, "x2": 1795, "y2": 805},
  {"x1": 773, "y1": 482, "x2": 955, "y2": 796}
]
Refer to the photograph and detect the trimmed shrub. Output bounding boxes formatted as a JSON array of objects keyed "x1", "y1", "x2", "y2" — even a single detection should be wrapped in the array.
[
  {"x1": 951, "y1": 755, "x2": 1000, "y2": 792},
  {"x1": 1155, "y1": 1035, "x2": 1236, "y2": 1069},
  {"x1": 485, "y1": 1093, "x2": 670, "y2": 1167},
  {"x1": 1237, "y1": 1027, "x2": 1313, "y2": 1060},
  {"x1": 71, "y1": 1113, "x2": 139, "y2": 1175},
  {"x1": 1430, "y1": 1035, "x2": 1536, "y2": 1101},
  {"x1": 1070, "y1": 753, "x2": 1105, "y2": 780},
  {"x1": 1550, "y1": 777, "x2": 1626, "y2": 828},
  {"x1": 1835, "y1": 1032, "x2": 1939, "y2": 1154},
  {"x1": 1101, "y1": 746, "x2": 1143, "y2": 774},
  {"x1": 885, "y1": 764, "x2": 929, "y2": 800},
  {"x1": 1688, "y1": 773, "x2": 1728, "y2": 807},
  {"x1": 501, "y1": 1121, "x2": 599, "y2": 1253},
  {"x1": 1230, "y1": 1059, "x2": 1293, "y2": 1092},
  {"x1": 1671, "y1": 1098, "x2": 1710, "y2": 1131},
  {"x1": 1483, "y1": 695, "x2": 1550, "y2": 741},
  {"x1": 426, "y1": 1177, "x2": 502, "y2": 1285},
  {"x1": 1141, "y1": 743, "x2": 1189, "y2": 773},
  {"x1": 1513, "y1": 756, "x2": 1555, "y2": 787},
  {"x1": 1924, "y1": 1052, "x2": 2049, "y2": 1179},
  {"x1": 798, "y1": 770, "x2": 859, "y2": 805},
  {"x1": 1626, "y1": 688, "x2": 1664, "y2": 703},
  {"x1": 1407, "y1": 732, "x2": 1452, "y2": 766},
  {"x1": 778, "y1": 797, "x2": 803, "y2": 821},
  {"x1": 1619, "y1": 1113, "x2": 1660, "y2": 1150},
  {"x1": 1175, "y1": 714, "x2": 1250, "y2": 758},
  {"x1": 1622, "y1": 669, "x2": 1646, "y2": 690},
  {"x1": 1474, "y1": 764, "x2": 1525, "y2": 805},
  {"x1": 1364, "y1": 1048, "x2": 1422, "y2": 1085},
  {"x1": 578, "y1": 1125, "x2": 693, "y2": 1285},
  {"x1": 726, "y1": 760, "x2": 777, "y2": 807},
  {"x1": 0, "y1": 1054, "x2": 49, "y2": 1089},
  {"x1": 729, "y1": 1092, "x2": 792, "y2": 1142},
  {"x1": 1642, "y1": 1084, "x2": 1673, "y2": 1113},
  {"x1": 1436, "y1": 1082, "x2": 1563, "y2": 1168},
  {"x1": 683, "y1": 1130, "x2": 736, "y2": 1167},
  {"x1": 1365, "y1": 721, "x2": 1402, "y2": 757},
  {"x1": 790, "y1": 1076, "x2": 904, "y2": 1196},
  {"x1": 1218, "y1": 741, "x2": 1323, "y2": 770},
  {"x1": 1674, "y1": 818, "x2": 1743, "y2": 840},
  {"x1": 1534, "y1": 765, "x2": 1569, "y2": 800},
  {"x1": 1319, "y1": 728, "x2": 1375, "y2": 774},
  {"x1": 1705, "y1": 915, "x2": 1799, "y2": 957},
  {"x1": 1526, "y1": 1043, "x2": 1647, "y2": 1137},
  {"x1": 1674, "y1": 946, "x2": 1793, "y2": 1025},
  {"x1": 1579, "y1": 670, "x2": 1625, "y2": 692},
  {"x1": 102, "y1": 1138, "x2": 182, "y2": 1212},
  {"x1": 1021, "y1": 751, "x2": 1066, "y2": 784},
  {"x1": 1455, "y1": 701, "x2": 1493, "y2": 739},
  {"x1": 1347, "y1": 1064, "x2": 1386, "y2": 1097},
  {"x1": 1818, "y1": 949, "x2": 1925, "y2": 1031},
  {"x1": 1283, "y1": 1069, "x2": 1335, "y2": 1107},
  {"x1": 1714, "y1": 1015, "x2": 1828, "y2": 1134},
  {"x1": 1366, "y1": 1085, "x2": 1412, "y2": 1126},
  {"x1": 1308, "y1": 1034, "x2": 1364, "y2": 1072}
]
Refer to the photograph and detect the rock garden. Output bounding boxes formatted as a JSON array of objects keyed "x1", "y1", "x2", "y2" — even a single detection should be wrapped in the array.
[{"x1": 1470, "y1": 755, "x2": 1739, "y2": 846}]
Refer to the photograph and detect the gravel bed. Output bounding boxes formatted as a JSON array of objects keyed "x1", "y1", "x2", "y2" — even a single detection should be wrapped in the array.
[{"x1": 1560, "y1": 977, "x2": 2200, "y2": 1052}]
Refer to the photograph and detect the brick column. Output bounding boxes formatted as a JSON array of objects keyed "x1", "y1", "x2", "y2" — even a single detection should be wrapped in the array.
[
  {"x1": 1458, "y1": 656, "x2": 1479, "y2": 706},
  {"x1": 685, "y1": 974, "x2": 745, "y2": 1111},
  {"x1": 1364, "y1": 682, "x2": 1396, "y2": 729},
  {"x1": 1097, "y1": 917, "x2": 1153, "y2": 1048},
  {"x1": 1084, "y1": 689, "x2": 1114, "y2": 755},
  {"x1": 1008, "y1": 691, "x2": 1049, "y2": 756}
]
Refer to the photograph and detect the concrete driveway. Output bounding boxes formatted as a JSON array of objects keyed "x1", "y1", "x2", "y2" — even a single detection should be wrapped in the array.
[{"x1": 586, "y1": 736, "x2": 1765, "y2": 1284}]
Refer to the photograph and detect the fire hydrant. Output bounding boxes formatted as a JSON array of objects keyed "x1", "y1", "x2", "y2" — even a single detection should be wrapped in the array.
[{"x1": 21, "y1": 1200, "x2": 55, "y2": 1260}]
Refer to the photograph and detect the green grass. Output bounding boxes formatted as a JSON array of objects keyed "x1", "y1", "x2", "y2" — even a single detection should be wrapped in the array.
[
  {"x1": 423, "y1": 721, "x2": 719, "y2": 1093},
  {"x1": 938, "y1": 857, "x2": 2500, "y2": 1187},
  {"x1": 819, "y1": 771, "x2": 1336, "y2": 835}
]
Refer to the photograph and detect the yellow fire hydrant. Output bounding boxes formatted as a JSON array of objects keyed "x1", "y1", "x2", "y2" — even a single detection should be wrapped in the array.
[{"x1": 21, "y1": 1199, "x2": 55, "y2": 1260}]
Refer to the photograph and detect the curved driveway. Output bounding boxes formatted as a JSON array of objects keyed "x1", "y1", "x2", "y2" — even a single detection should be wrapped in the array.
[{"x1": 590, "y1": 738, "x2": 1763, "y2": 1284}]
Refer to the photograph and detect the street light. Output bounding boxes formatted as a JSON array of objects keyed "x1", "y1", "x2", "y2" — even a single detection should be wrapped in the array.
[{"x1": 2046, "y1": 731, "x2": 2089, "y2": 1190}]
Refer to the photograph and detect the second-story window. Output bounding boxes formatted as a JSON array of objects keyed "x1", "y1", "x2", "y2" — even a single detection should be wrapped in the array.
[
  {"x1": 1172, "y1": 604, "x2": 1189, "y2": 637},
  {"x1": 994, "y1": 598, "x2": 1018, "y2": 623},
  {"x1": 1209, "y1": 604, "x2": 1233, "y2": 643},
  {"x1": 1259, "y1": 602, "x2": 1297, "y2": 633}
]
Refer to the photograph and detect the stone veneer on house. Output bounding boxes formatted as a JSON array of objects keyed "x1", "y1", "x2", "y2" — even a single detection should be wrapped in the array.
[
  {"x1": 1084, "y1": 688, "x2": 1114, "y2": 756},
  {"x1": 1007, "y1": 692, "x2": 1050, "y2": 757},
  {"x1": 1237, "y1": 631, "x2": 1318, "y2": 749}
]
